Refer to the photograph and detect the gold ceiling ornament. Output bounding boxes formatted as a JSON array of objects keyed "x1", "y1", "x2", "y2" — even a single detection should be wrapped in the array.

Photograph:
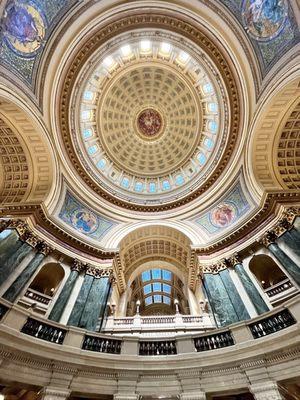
[{"x1": 58, "y1": 11, "x2": 242, "y2": 211}]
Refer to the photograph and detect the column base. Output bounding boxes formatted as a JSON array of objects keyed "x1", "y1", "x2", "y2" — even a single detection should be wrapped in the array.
[
  {"x1": 179, "y1": 392, "x2": 206, "y2": 400},
  {"x1": 250, "y1": 381, "x2": 283, "y2": 400},
  {"x1": 113, "y1": 394, "x2": 140, "y2": 400},
  {"x1": 40, "y1": 387, "x2": 71, "y2": 400}
]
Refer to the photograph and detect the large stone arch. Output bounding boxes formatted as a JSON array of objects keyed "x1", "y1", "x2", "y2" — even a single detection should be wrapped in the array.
[
  {"x1": 0, "y1": 89, "x2": 58, "y2": 207},
  {"x1": 247, "y1": 71, "x2": 300, "y2": 193}
]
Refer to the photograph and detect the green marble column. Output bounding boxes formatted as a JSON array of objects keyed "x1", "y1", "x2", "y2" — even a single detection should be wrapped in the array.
[
  {"x1": 234, "y1": 262, "x2": 269, "y2": 314},
  {"x1": 49, "y1": 260, "x2": 83, "y2": 322},
  {"x1": 0, "y1": 230, "x2": 23, "y2": 266},
  {"x1": 79, "y1": 275, "x2": 111, "y2": 331},
  {"x1": 67, "y1": 269, "x2": 94, "y2": 327},
  {"x1": 2, "y1": 242, "x2": 51, "y2": 303},
  {"x1": 203, "y1": 273, "x2": 239, "y2": 327},
  {"x1": 219, "y1": 269, "x2": 250, "y2": 321},
  {"x1": 0, "y1": 233, "x2": 38, "y2": 287},
  {"x1": 279, "y1": 229, "x2": 300, "y2": 260},
  {"x1": 268, "y1": 242, "x2": 300, "y2": 286}
]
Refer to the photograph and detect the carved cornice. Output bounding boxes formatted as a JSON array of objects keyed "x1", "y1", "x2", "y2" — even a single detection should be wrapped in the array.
[{"x1": 59, "y1": 11, "x2": 242, "y2": 212}]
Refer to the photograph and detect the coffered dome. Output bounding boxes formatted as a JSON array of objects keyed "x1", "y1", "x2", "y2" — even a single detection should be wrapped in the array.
[{"x1": 70, "y1": 32, "x2": 231, "y2": 208}]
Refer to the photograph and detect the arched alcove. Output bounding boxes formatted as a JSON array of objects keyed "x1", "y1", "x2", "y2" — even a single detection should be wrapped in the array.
[
  {"x1": 29, "y1": 263, "x2": 65, "y2": 297},
  {"x1": 249, "y1": 255, "x2": 287, "y2": 290}
]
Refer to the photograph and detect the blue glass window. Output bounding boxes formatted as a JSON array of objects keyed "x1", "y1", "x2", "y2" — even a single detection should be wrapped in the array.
[
  {"x1": 208, "y1": 103, "x2": 217, "y2": 112},
  {"x1": 88, "y1": 145, "x2": 97, "y2": 155},
  {"x1": 162, "y1": 180, "x2": 171, "y2": 191},
  {"x1": 175, "y1": 174, "x2": 184, "y2": 186},
  {"x1": 143, "y1": 284, "x2": 152, "y2": 295},
  {"x1": 84, "y1": 91, "x2": 93, "y2": 101},
  {"x1": 142, "y1": 270, "x2": 151, "y2": 282},
  {"x1": 82, "y1": 110, "x2": 92, "y2": 120},
  {"x1": 163, "y1": 296, "x2": 171, "y2": 305},
  {"x1": 145, "y1": 296, "x2": 153, "y2": 305},
  {"x1": 97, "y1": 159, "x2": 106, "y2": 170},
  {"x1": 83, "y1": 128, "x2": 93, "y2": 139},
  {"x1": 134, "y1": 182, "x2": 144, "y2": 192},
  {"x1": 163, "y1": 284, "x2": 171, "y2": 294},
  {"x1": 152, "y1": 269, "x2": 161, "y2": 279},
  {"x1": 203, "y1": 83, "x2": 213, "y2": 94},
  {"x1": 162, "y1": 270, "x2": 172, "y2": 280},
  {"x1": 153, "y1": 295, "x2": 161, "y2": 303},
  {"x1": 197, "y1": 152, "x2": 206, "y2": 165},
  {"x1": 149, "y1": 182, "x2": 156, "y2": 193},
  {"x1": 204, "y1": 138, "x2": 214, "y2": 150},
  {"x1": 153, "y1": 282, "x2": 161, "y2": 292},
  {"x1": 208, "y1": 120, "x2": 217, "y2": 133},
  {"x1": 121, "y1": 177, "x2": 130, "y2": 188}
]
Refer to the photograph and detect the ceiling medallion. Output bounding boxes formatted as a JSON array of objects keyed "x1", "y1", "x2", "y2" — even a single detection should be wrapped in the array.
[{"x1": 136, "y1": 107, "x2": 164, "y2": 140}]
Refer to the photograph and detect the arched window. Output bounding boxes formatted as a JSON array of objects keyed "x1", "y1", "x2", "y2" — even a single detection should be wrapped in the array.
[
  {"x1": 29, "y1": 263, "x2": 65, "y2": 296},
  {"x1": 249, "y1": 255, "x2": 287, "y2": 289}
]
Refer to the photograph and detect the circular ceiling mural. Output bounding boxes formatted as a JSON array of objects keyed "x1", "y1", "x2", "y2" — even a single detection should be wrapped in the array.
[{"x1": 70, "y1": 31, "x2": 231, "y2": 207}]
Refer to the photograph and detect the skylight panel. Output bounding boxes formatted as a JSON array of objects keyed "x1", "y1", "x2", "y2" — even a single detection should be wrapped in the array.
[
  {"x1": 163, "y1": 296, "x2": 171, "y2": 305},
  {"x1": 143, "y1": 284, "x2": 152, "y2": 295},
  {"x1": 153, "y1": 295, "x2": 162, "y2": 303},
  {"x1": 145, "y1": 296, "x2": 153, "y2": 305},
  {"x1": 162, "y1": 270, "x2": 172, "y2": 280},
  {"x1": 163, "y1": 284, "x2": 171, "y2": 294},
  {"x1": 152, "y1": 269, "x2": 161, "y2": 279},
  {"x1": 153, "y1": 282, "x2": 161, "y2": 292},
  {"x1": 142, "y1": 270, "x2": 151, "y2": 282}
]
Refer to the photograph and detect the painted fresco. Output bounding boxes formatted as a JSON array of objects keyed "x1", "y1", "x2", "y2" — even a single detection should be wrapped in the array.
[
  {"x1": 220, "y1": 0, "x2": 299, "y2": 76},
  {"x1": 192, "y1": 181, "x2": 252, "y2": 235},
  {"x1": 0, "y1": 0, "x2": 77, "y2": 85},
  {"x1": 58, "y1": 191, "x2": 117, "y2": 240}
]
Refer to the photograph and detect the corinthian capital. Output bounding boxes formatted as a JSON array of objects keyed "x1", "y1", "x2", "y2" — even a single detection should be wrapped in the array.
[
  {"x1": 260, "y1": 231, "x2": 277, "y2": 247},
  {"x1": 37, "y1": 241, "x2": 53, "y2": 256},
  {"x1": 71, "y1": 259, "x2": 85, "y2": 272}
]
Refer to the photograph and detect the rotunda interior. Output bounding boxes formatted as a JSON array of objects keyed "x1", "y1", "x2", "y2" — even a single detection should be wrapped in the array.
[{"x1": 0, "y1": 1, "x2": 300, "y2": 400}]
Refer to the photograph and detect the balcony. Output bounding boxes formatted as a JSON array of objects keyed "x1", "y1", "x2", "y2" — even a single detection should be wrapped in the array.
[
  {"x1": 264, "y1": 278, "x2": 298, "y2": 305},
  {"x1": 102, "y1": 313, "x2": 215, "y2": 336}
]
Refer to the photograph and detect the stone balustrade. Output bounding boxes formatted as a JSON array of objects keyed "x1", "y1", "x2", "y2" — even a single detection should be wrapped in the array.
[
  {"x1": 103, "y1": 313, "x2": 214, "y2": 335},
  {"x1": 264, "y1": 278, "x2": 296, "y2": 301},
  {"x1": 0, "y1": 294, "x2": 299, "y2": 359}
]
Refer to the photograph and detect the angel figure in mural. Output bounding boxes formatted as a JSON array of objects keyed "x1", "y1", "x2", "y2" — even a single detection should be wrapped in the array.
[
  {"x1": 3, "y1": 0, "x2": 46, "y2": 55},
  {"x1": 211, "y1": 203, "x2": 236, "y2": 228},
  {"x1": 242, "y1": 0, "x2": 288, "y2": 41}
]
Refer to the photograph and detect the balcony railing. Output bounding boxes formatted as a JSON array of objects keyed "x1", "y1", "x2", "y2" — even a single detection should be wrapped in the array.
[
  {"x1": 82, "y1": 335, "x2": 122, "y2": 354},
  {"x1": 265, "y1": 278, "x2": 294, "y2": 298},
  {"x1": 24, "y1": 288, "x2": 52, "y2": 305},
  {"x1": 0, "y1": 294, "x2": 298, "y2": 356},
  {"x1": 103, "y1": 313, "x2": 214, "y2": 335},
  {"x1": 21, "y1": 317, "x2": 66, "y2": 344},
  {"x1": 249, "y1": 309, "x2": 296, "y2": 339},
  {"x1": 139, "y1": 340, "x2": 177, "y2": 355},
  {"x1": 0, "y1": 303, "x2": 8, "y2": 321},
  {"x1": 194, "y1": 331, "x2": 234, "y2": 352}
]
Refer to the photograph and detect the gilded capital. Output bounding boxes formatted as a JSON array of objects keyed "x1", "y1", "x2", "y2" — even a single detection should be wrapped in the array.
[
  {"x1": 71, "y1": 259, "x2": 85, "y2": 272},
  {"x1": 260, "y1": 231, "x2": 277, "y2": 247},
  {"x1": 37, "y1": 241, "x2": 53, "y2": 256}
]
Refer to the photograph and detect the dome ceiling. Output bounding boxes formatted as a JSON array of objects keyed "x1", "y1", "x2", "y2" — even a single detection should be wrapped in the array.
[
  {"x1": 69, "y1": 30, "x2": 232, "y2": 209},
  {"x1": 59, "y1": 11, "x2": 242, "y2": 212}
]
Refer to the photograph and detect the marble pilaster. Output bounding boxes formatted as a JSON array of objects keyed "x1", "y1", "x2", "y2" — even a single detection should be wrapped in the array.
[
  {"x1": 67, "y1": 266, "x2": 94, "y2": 327},
  {"x1": 278, "y1": 228, "x2": 300, "y2": 260},
  {"x1": 232, "y1": 257, "x2": 269, "y2": 315},
  {"x1": 262, "y1": 232, "x2": 300, "y2": 286},
  {"x1": 250, "y1": 381, "x2": 283, "y2": 400},
  {"x1": 219, "y1": 268, "x2": 250, "y2": 321},
  {"x1": 2, "y1": 241, "x2": 51, "y2": 303},
  {"x1": 79, "y1": 273, "x2": 111, "y2": 331},
  {"x1": 0, "y1": 232, "x2": 38, "y2": 287},
  {"x1": 49, "y1": 259, "x2": 83, "y2": 322},
  {"x1": 0, "y1": 230, "x2": 23, "y2": 266},
  {"x1": 203, "y1": 273, "x2": 239, "y2": 326}
]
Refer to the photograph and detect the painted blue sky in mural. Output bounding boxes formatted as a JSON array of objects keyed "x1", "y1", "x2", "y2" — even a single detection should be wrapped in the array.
[
  {"x1": 0, "y1": 0, "x2": 76, "y2": 86},
  {"x1": 59, "y1": 191, "x2": 118, "y2": 240}
]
